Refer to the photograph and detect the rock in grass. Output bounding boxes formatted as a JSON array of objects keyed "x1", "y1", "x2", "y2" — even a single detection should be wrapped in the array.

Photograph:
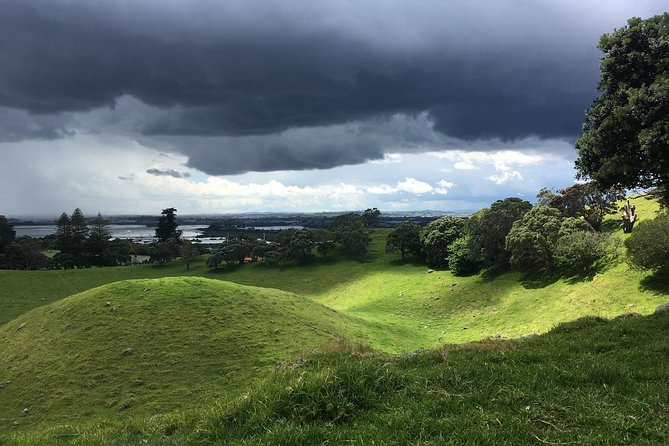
[
  {"x1": 615, "y1": 312, "x2": 641, "y2": 320},
  {"x1": 427, "y1": 269, "x2": 434, "y2": 274},
  {"x1": 655, "y1": 303, "x2": 669, "y2": 315},
  {"x1": 123, "y1": 348, "x2": 134, "y2": 356},
  {"x1": 16, "y1": 323, "x2": 26, "y2": 331},
  {"x1": 104, "y1": 301, "x2": 112, "y2": 307},
  {"x1": 291, "y1": 357, "x2": 310, "y2": 370}
]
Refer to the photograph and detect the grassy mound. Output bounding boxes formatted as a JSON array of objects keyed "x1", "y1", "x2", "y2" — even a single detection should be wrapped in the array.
[
  {"x1": 8, "y1": 311, "x2": 669, "y2": 445},
  {"x1": 0, "y1": 277, "x2": 374, "y2": 432}
]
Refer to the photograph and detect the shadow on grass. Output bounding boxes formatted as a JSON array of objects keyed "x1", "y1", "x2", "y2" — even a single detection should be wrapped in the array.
[
  {"x1": 520, "y1": 265, "x2": 610, "y2": 289},
  {"x1": 639, "y1": 270, "x2": 669, "y2": 294}
]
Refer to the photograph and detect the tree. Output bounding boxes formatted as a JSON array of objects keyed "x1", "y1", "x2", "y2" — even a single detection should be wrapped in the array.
[
  {"x1": 361, "y1": 208, "x2": 381, "y2": 228},
  {"x1": 447, "y1": 235, "x2": 481, "y2": 276},
  {"x1": 331, "y1": 213, "x2": 371, "y2": 259},
  {"x1": 55, "y1": 212, "x2": 73, "y2": 254},
  {"x1": 316, "y1": 240, "x2": 335, "y2": 258},
  {"x1": 468, "y1": 198, "x2": 533, "y2": 271},
  {"x1": 155, "y1": 208, "x2": 182, "y2": 243},
  {"x1": 550, "y1": 182, "x2": 623, "y2": 231},
  {"x1": 283, "y1": 229, "x2": 315, "y2": 263},
  {"x1": 150, "y1": 240, "x2": 180, "y2": 265},
  {"x1": 87, "y1": 213, "x2": 112, "y2": 266},
  {"x1": 6, "y1": 237, "x2": 52, "y2": 270},
  {"x1": 505, "y1": 206, "x2": 593, "y2": 271},
  {"x1": 0, "y1": 215, "x2": 15, "y2": 253},
  {"x1": 214, "y1": 238, "x2": 254, "y2": 265},
  {"x1": 54, "y1": 209, "x2": 89, "y2": 267},
  {"x1": 105, "y1": 239, "x2": 133, "y2": 266},
  {"x1": 625, "y1": 214, "x2": 669, "y2": 272},
  {"x1": 575, "y1": 14, "x2": 669, "y2": 205},
  {"x1": 206, "y1": 249, "x2": 224, "y2": 270},
  {"x1": 386, "y1": 220, "x2": 422, "y2": 261},
  {"x1": 180, "y1": 240, "x2": 201, "y2": 270},
  {"x1": 419, "y1": 216, "x2": 465, "y2": 268}
]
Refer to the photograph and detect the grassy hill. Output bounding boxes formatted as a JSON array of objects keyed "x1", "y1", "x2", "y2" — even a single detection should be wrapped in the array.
[
  {"x1": 0, "y1": 194, "x2": 667, "y2": 441},
  {"x1": 0, "y1": 277, "x2": 382, "y2": 432},
  {"x1": 7, "y1": 311, "x2": 669, "y2": 445}
]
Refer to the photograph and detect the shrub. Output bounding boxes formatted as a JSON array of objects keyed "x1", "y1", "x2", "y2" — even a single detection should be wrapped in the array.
[
  {"x1": 625, "y1": 214, "x2": 669, "y2": 272},
  {"x1": 447, "y1": 235, "x2": 481, "y2": 276},
  {"x1": 555, "y1": 231, "x2": 619, "y2": 272}
]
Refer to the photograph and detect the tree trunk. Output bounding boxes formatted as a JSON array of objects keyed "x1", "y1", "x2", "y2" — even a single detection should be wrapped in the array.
[{"x1": 621, "y1": 199, "x2": 638, "y2": 233}]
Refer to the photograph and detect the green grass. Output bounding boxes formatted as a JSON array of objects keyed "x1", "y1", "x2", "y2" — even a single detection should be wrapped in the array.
[
  {"x1": 3, "y1": 227, "x2": 667, "y2": 352},
  {"x1": 1, "y1": 198, "x2": 668, "y2": 440},
  {"x1": 0, "y1": 277, "x2": 382, "y2": 432},
  {"x1": 7, "y1": 312, "x2": 669, "y2": 445}
]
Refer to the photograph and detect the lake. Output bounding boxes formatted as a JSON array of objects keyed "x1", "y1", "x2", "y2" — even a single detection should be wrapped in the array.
[{"x1": 14, "y1": 225, "x2": 223, "y2": 244}]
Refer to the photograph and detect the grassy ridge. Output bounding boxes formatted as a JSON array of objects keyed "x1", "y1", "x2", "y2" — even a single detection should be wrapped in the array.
[
  {"x1": 0, "y1": 277, "x2": 382, "y2": 431},
  {"x1": 7, "y1": 312, "x2": 669, "y2": 445}
]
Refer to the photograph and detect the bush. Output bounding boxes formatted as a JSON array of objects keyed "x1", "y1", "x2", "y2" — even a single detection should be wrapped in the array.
[
  {"x1": 555, "y1": 231, "x2": 619, "y2": 272},
  {"x1": 447, "y1": 236, "x2": 481, "y2": 276},
  {"x1": 625, "y1": 214, "x2": 669, "y2": 272}
]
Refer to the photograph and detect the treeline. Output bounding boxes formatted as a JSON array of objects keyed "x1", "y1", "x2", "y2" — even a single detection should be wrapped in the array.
[
  {"x1": 206, "y1": 208, "x2": 380, "y2": 269},
  {"x1": 0, "y1": 209, "x2": 136, "y2": 270},
  {"x1": 385, "y1": 183, "x2": 669, "y2": 277}
]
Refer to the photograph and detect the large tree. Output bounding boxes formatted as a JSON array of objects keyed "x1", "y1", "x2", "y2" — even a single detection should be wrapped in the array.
[
  {"x1": 419, "y1": 216, "x2": 465, "y2": 268},
  {"x1": 550, "y1": 182, "x2": 624, "y2": 231},
  {"x1": 386, "y1": 220, "x2": 422, "y2": 261},
  {"x1": 575, "y1": 14, "x2": 669, "y2": 204},
  {"x1": 155, "y1": 208, "x2": 182, "y2": 243},
  {"x1": 87, "y1": 213, "x2": 112, "y2": 266},
  {"x1": 330, "y1": 213, "x2": 371, "y2": 259},
  {"x1": 467, "y1": 198, "x2": 533, "y2": 271}
]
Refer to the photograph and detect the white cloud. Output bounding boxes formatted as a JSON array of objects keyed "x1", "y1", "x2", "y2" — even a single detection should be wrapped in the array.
[
  {"x1": 486, "y1": 170, "x2": 524, "y2": 184},
  {"x1": 429, "y1": 150, "x2": 545, "y2": 185},
  {"x1": 366, "y1": 184, "x2": 397, "y2": 195},
  {"x1": 396, "y1": 177, "x2": 434, "y2": 194},
  {"x1": 454, "y1": 160, "x2": 477, "y2": 170},
  {"x1": 434, "y1": 179, "x2": 456, "y2": 194}
]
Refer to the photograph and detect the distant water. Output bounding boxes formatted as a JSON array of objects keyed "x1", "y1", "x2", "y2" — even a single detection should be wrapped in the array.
[{"x1": 14, "y1": 225, "x2": 211, "y2": 242}]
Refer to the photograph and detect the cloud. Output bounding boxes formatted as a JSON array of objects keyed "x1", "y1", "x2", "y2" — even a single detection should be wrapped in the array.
[
  {"x1": 0, "y1": 1, "x2": 666, "y2": 174},
  {"x1": 146, "y1": 168, "x2": 191, "y2": 178},
  {"x1": 396, "y1": 177, "x2": 433, "y2": 194}
]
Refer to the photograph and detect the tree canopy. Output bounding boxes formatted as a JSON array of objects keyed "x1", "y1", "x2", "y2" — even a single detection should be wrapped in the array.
[
  {"x1": 467, "y1": 197, "x2": 533, "y2": 271},
  {"x1": 386, "y1": 220, "x2": 421, "y2": 261},
  {"x1": 156, "y1": 208, "x2": 182, "y2": 243},
  {"x1": 575, "y1": 13, "x2": 669, "y2": 204},
  {"x1": 419, "y1": 216, "x2": 465, "y2": 268}
]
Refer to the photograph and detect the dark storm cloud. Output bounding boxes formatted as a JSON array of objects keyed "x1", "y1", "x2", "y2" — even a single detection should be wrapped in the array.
[
  {"x1": 1, "y1": 0, "x2": 666, "y2": 173},
  {"x1": 146, "y1": 168, "x2": 191, "y2": 178}
]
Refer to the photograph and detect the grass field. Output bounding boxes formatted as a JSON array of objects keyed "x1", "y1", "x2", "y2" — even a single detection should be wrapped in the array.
[
  {"x1": 7, "y1": 312, "x2": 669, "y2": 445},
  {"x1": 0, "y1": 194, "x2": 667, "y2": 439}
]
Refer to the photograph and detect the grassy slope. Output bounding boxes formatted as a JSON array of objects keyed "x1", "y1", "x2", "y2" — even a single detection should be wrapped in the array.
[
  {"x1": 1, "y1": 195, "x2": 667, "y2": 352},
  {"x1": 0, "y1": 277, "x2": 378, "y2": 432},
  {"x1": 8, "y1": 312, "x2": 669, "y2": 445}
]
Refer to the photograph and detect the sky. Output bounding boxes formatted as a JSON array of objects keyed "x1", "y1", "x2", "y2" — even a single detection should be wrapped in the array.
[{"x1": 1, "y1": 0, "x2": 666, "y2": 216}]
